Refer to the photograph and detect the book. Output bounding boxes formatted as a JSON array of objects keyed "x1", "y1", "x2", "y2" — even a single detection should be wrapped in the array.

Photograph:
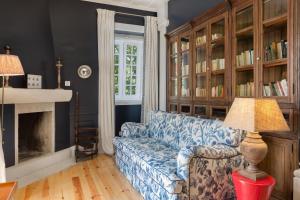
[
  {"x1": 265, "y1": 46, "x2": 271, "y2": 61},
  {"x1": 277, "y1": 42, "x2": 283, "y2": 59},
  {"x1": 250, "y1": 49, "x2": 254, "y2": 64},
  {"x1": 236, "y1": 82, "x2": 254, "y2": 97},
  {"x1": 281, "y1": 79, "x2": 288, "y2": 96},
  {"x1": 212, "y1": 86, "x2": 216, "y2": 97},
  {"x1": 270, "y1": 42, "x2": 277, "y2": 60},
  {"x1": 263, "y1": 84, "x2": 271, "y2": 96},
  {"x1": 282, "y1": 40, "x2": 288, "y2": 58},
  {"x1": 276, "y1": 81, "x2": 284, "y2": 96}
]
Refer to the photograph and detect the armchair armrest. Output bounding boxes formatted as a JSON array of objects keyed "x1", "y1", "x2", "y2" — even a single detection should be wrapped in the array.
[
  {"x1": 177, "y1": 145, "x2": 241, "y2": 180},
  {"x1": 119, "y1": 122, "x2": 148, "y2": 138}
]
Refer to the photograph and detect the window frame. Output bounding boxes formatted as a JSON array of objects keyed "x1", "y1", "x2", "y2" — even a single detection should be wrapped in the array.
[{"x1": 114, "y1": 35, "x2": 144, "y2": 105}]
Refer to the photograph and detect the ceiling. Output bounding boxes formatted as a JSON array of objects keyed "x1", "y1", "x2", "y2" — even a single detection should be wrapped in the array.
[{"x1": 81, "y1": 0, "x2": 167, "y2": 12}]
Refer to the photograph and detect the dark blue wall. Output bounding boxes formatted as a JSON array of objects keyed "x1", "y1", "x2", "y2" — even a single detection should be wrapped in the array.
[
  {"x1": 168, "y1": 0, "x2": 224, "y2": 32},
  {"x1": 0, "y1": 0, "x2": 155, "y2": 166},
  {"x1": 115, "y1": 105, "x2": 142, "y2": 136}
]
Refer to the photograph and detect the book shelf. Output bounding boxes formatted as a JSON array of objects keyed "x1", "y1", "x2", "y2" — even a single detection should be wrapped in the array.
[{"x1": 261, "y1": 0, "x2": 289, "y2": 99}]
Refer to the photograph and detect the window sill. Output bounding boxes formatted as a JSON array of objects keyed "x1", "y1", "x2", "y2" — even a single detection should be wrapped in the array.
[{"x1": 115, "y1": 100, "x2": 142, "y2": 106}]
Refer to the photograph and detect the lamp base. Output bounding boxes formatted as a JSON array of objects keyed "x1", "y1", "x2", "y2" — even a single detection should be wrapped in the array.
[
  {"x1": 240, "y1": 131, "x2": 269, "y2": 181},
  {"x1": 239, "y1": 169, "x2": 268, "y2": 181}
]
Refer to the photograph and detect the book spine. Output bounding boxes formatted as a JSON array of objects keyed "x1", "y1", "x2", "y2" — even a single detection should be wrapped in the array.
[{"x1": 270, "y1": 42, "x2": 277, "y2": 60}]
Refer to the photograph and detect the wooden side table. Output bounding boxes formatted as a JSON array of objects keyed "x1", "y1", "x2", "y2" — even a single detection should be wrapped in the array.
[
  {"x1": 0, "y1": 182, "x2": 17, "y2": 200},
  {"x1": 232, "y1": 171, "x2": 276, "y2": 200}
]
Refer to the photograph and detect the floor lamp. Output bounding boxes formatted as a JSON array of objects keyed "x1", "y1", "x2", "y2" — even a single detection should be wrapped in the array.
[{"x1": 0, "y1": 46, "x2": 24, "y2": 146}]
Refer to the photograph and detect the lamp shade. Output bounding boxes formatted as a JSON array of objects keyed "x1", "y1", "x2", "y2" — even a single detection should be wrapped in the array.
[
  {"x1": 0, "y1": 54, "x2": 24, "y2": 76},
  {"x1": 224, "y1": 98, "x2": 290, "y2": 132}
]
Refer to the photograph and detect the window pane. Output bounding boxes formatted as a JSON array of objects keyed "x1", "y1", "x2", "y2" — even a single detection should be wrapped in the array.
[
  {"x1": 126, "y1": 45, "x2": 133, "y2": 55},
  {"x1": 125, "y1": 86, "x2": 131, "y2": 95},
  {"x1": 131, "y1": 86, "x2": 136, "y2": 95},
  {"x1": 126, "y1": 56, "x2": 131, "y2": 65},
  {"x1": 115, "y1": 86, "x2": 119, "y2": 95},
  {"x1": 132, "y1": 46, "x2": 137, "y2": 55},
  {"x1": 114, "y1": 65, "x2": 119, "y2": 75},
  {"x1": 126, "y1": 76, "x2": 131, "y2": 85},
  {"x1": 131, "y1": 76, "x2": 136, "y2": 85},
  {"x1": 126, "y1": 65, "x2": 131, "y2": 75},
  {"x1": 114, "y1": 76, "x2": 118, "y2": 85},
  {"x1": 114, "y1": 55, "x2": 119, "y2": 64},
  {"x1": 132, "y1": 66, "x2": 137, "y2": 75},
  {"x1": 132, "y1": 56, "x2": 137, "y2": 65},
  {"x1": 114, "y1": 45, "x2": 119, "y2": 54}
]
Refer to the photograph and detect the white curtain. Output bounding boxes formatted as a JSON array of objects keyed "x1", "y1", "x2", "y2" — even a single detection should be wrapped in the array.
[
  {"x1": 97, "y1": 9, "x2": 115, "y2": 155},
  {"x1": 142, "y1": 16, "x2": 159, "y2": 123},
  {"x1": 0, "y1": 128, "x2": 5, "y2": 183}
]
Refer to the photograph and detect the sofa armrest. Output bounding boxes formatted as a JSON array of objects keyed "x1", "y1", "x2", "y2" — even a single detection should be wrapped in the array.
[
  {"x1": 177, "y1": 145, "x2": 241, "y2": 180},
  {"x1": 120, "y1": 122, "x2": 147, "y2": 138}
]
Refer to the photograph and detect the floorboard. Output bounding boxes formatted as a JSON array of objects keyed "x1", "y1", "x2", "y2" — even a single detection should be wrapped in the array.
[{"x1": 14, "y1": 154, "x2": 143, "y2": 200}]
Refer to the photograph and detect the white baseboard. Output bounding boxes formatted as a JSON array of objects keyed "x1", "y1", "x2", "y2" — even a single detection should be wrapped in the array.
[{"x1": 6, "y1": 146, "x2": 75, "y2": 188}]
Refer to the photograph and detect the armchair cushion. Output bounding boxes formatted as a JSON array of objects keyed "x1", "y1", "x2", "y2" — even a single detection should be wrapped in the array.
[
  {"x1": 120, "y1": 122, "x2": 147, "y2": 138},
  {"x1": 177, "y1": 145, "x2": 240, "y2": 180}
]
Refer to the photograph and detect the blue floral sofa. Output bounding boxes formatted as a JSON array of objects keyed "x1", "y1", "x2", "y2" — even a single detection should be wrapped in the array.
[{"x1": 113, "y1": 111, "x2": 244, "y2": 200}]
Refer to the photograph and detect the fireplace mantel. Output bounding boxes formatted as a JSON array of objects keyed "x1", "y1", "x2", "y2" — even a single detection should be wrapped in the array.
[{"x1": 0, "y1": 88, "x2": 72, "y2": 104}]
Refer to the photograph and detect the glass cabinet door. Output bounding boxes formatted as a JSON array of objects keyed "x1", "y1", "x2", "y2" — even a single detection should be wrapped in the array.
[
  {"x1": 180, "y1": 34, "x2": 191, "y2": 98},
  {"x1": 261, "y1": 0, "x2": 288, "y2": 99},
  {"x1": 195, "y1": 27, "x2": 208, "y2": 99},
  {"x1": 210, "y1": 17, "x2": 226, "y2": 98},
  {"x1": 169, "y1": 40, "x2": 179, "y2": 98},
  {"x1": 234, "y1": 4, "x2": 255, "y2": 97}
]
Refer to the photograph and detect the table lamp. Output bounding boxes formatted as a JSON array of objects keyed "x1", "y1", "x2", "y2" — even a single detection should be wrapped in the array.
[
  {"x1": 224, "y1": 98, "x2": 290, "y2": 180},
  {"x1": 0, "y1": 45, "x2": 24, "y2": 139}
]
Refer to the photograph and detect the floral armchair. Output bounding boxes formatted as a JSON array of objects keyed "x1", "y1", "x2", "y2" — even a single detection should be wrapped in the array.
[{"x1": 113, "y1": 111, "x2": 244, "y2": 200}]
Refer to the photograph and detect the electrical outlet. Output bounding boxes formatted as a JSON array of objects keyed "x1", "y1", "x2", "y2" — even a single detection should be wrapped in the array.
[{"x1": 65, "y1": 81, "x2": 71, "y2": 87}]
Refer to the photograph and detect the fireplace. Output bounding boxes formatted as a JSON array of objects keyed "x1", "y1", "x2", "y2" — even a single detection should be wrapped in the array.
[
  {"x1": 18, "y1": 112, "x2": 53, "y2": 162},
  {"x1": 15, "y1": 103, "x2": 55, "y2": 164}
]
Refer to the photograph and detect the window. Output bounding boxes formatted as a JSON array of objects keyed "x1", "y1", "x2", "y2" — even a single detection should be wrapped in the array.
[{"x1": 114, "y1": 35, "x2": 143, "y2": 104}]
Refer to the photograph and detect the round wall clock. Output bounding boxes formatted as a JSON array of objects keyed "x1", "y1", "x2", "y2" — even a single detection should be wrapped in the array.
[{"x1": 77, "y1": 65, "x2": 92, "y2": 79}]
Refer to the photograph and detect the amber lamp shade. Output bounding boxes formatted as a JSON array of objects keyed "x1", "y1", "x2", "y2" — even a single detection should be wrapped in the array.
[
  {"x1": 0, "y1": 55, "x2": 24, "y2": 76},
  {"x1": 224, "y1": 98, "x2": 289, "y2": 180}
]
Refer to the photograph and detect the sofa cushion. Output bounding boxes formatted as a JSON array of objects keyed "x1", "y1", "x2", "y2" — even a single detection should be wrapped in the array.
[
  {"x1": 148, "y1": 111, "x2": 185, "y2": 149},
  {"x1": 113, "y1": 137, "x2": 184, "y2": 194},
  {"x1": 180, "y1": 117, "x2": 242, "y2": 147}
]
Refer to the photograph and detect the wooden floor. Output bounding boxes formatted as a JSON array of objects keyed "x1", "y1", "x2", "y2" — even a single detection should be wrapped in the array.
[{"x1": 14, "y1": 154, "x2": 143, "y2": 200}]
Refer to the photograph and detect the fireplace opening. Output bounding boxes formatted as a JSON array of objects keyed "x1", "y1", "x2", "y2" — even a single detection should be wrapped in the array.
[{"x1": 18, "y1": 112, "x2": 53, "y2": 162}]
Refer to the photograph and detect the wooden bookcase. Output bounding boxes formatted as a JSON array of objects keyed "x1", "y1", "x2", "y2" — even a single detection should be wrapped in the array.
[{"x1": 166, "y1": 0, "x2": 299, "y2": 199}]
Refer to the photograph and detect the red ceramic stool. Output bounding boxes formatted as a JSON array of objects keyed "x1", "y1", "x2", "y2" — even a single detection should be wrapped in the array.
[{"x1": 232, "y1": 171, "x2": 276, "y2": 200}]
